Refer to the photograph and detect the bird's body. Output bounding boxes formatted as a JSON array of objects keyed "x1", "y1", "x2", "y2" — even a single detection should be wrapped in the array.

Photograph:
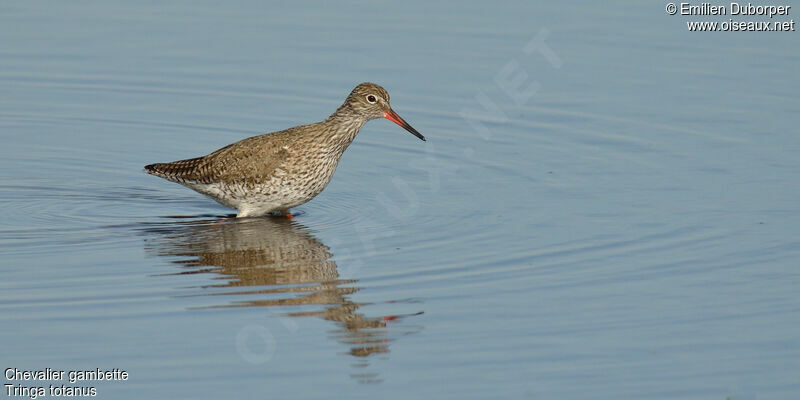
[{"x1": 145, "y1": 83, "x2": 425, "y2": 217}]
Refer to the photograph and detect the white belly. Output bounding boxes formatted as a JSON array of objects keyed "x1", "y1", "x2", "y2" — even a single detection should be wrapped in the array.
[{"x1": 184, "y1": 164, "x2": 338, "y2": 217}]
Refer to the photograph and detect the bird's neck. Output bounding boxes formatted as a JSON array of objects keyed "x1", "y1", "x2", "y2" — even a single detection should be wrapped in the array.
[{"x1": 321, "y1": 106, "x2": 368, "y2": 152}]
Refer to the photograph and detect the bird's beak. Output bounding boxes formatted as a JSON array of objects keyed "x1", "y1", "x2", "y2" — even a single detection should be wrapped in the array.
[{"x1": 383, "y1": 109, "x2": 426, "y2": 141}]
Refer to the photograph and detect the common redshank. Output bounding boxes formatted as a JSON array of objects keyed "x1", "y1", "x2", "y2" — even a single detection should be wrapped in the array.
[{"x1": 144, "y1": 82, "x2": 425, "y2": 218}]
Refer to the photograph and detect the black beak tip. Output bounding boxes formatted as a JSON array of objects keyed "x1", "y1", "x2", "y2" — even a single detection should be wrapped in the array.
[{"x1": 407, "y1": 126, "x2": 426, "y2": 141}]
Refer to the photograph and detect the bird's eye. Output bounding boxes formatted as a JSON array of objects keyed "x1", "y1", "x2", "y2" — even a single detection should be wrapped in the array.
[{"x1": 366, "y1": 94, "x2": 377, "y2": 103}]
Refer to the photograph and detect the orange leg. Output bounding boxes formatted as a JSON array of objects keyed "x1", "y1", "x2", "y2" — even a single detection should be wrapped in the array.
[{"x1": 278, "y1": 210, "x2": 294, "y2": 219}]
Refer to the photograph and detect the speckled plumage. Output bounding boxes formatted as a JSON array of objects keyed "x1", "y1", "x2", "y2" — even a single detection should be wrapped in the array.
[{"x1": 145, "y1": 82, "x2": 425, "y2": 217}]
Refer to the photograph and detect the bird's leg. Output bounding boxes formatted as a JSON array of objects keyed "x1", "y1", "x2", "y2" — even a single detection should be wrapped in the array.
[{"x1": 279, "y1": 210, "x2": 294, "y2": 219}]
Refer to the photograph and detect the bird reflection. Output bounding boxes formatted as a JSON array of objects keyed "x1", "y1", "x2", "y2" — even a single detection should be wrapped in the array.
[{"x1": 141, "y1": 216, "x2": 420, "y2": 380}]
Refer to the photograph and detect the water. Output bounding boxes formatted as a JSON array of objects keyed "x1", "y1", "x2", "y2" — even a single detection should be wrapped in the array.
[{"x1": 1, "y1": 1, "x2": 799, "y2": 399}]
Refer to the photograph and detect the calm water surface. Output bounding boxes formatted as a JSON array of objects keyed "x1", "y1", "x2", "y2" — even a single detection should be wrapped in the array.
[{"x1": 1, "y1": 1, "x2": 798, "y2": 399}]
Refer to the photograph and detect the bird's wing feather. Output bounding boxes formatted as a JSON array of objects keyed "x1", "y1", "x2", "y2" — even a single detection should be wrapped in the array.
[{"x1": 144, "y1": 133, "x2": 292, "y2": 185}]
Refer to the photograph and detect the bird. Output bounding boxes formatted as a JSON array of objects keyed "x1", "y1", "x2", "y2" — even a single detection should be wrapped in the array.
[{"x1": 144, "y1": 82, "x2": 425, "y2": 218}]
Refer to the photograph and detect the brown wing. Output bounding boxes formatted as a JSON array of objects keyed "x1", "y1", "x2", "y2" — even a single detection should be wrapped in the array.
[{"x1": 144, "y1": 133, "x2": 292, "y2": 185}]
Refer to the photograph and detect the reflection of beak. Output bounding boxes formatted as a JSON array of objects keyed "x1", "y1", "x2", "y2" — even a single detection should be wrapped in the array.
[{"x1": 383, "y1": 109, "x2": 426, "y2": 141}]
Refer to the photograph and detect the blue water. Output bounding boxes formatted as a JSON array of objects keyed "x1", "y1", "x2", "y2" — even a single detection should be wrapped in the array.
[{"x1": 1, "y1": 1, "x2": 798, "y2": 399}]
